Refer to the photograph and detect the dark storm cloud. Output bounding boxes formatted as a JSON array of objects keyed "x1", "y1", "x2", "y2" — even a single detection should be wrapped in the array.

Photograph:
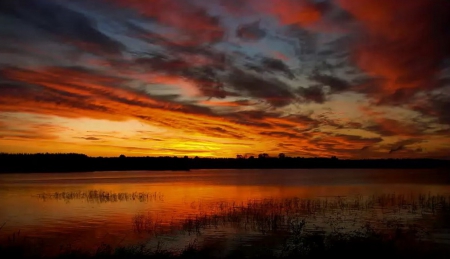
[
  {"x1": 297, "y1": 85, "x2": 326, "y2": 103},
  {"x1": 335, "y1": 134, "x2": 383, "y2": 144},
  {"x1": 0, "y1": 0, "x2": 125, "y2": 55},
  {"x1": 363, "y1": 118, "x2": 426, "y2": 138},
  {"x1": 134, "y1": 55, "x2": 189, "y2": 72},
  {"x1": 132, "y1": 53, "x2": 228, "y2": 99},
  {"x1": 227, "y1": 69, "x2": 296, "y2": 107},
  {"x1": 309, "y1": 72, "x2": 351, "y2": 92},
  {"x1": 430, "y1": 97, "x2": 450, "y2": 126},
  {"x1": 236, "y1": 20, "x2": 267, "y2": 41},
  {"x1": 225, "y1": 111, "x2": 275, "y2": 129},
  {"x1": 388, "y1": 145, "x2": 404, "y2": 154},
  {"x1": 261, "y1": 57, "x2": 295, "y2": 79},
  {"x1": 245, "y1": 57, "x2": 295, "y2": 79},
  {"x1": 412, "y1": 94, "x2": 450, "y2": 126},
  {"x1": 279, "y1": 25, "x2": 317, "y2": 57},
  {"x1": 123, "y1": 15, "x2": 306, "y2": 105},
  {"x1": 327, "y1": 8, "x2": 355, "y2": 24},
  {"x1": 388, "y1": 139, "x2": 424, "y2": 154},
  {"x1": 111, "y1": 0, "x2": 225, "y2": 45},
  {"x1": 317, "y1": 50, "x2": 335, "y2": 56},
  {"x1": 305, "y1": 133, "x2": 384, "y2": 157},
  {"x1": 324, "y1": 35, "x2": 353, "y2": 52},
  {"x1": 181, "y1": 67, "x2": 228, "y2": 99}
]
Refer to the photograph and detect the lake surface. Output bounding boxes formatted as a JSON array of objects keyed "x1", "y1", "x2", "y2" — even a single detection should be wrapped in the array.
[{"x1": 1, "y1": 169, "x2": 450, "y2": 254}]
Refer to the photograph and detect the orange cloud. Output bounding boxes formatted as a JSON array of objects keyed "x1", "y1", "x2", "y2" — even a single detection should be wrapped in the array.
[
  {"x1": 0, "y1": 67, "x2": 259, "y2": 154},
  {"x1": 0, "y1": 65, "x2": 368, "y2": 157}
]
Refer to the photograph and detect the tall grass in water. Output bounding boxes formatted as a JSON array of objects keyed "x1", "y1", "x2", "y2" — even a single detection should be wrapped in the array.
[
  {"x1": 35, "y1": 190, "x2": 164, "y2": 203},
  {"x1": 132, "y1": 194, "x2": 450, "y2": 238}
]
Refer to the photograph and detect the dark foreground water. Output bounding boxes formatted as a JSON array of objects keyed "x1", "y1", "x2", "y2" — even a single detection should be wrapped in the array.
[{"x1": 1, "y1": 169, "x2": 449, "y2": 254}]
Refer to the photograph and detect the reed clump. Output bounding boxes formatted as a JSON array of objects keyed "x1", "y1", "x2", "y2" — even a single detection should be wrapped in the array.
[
  {"x1": 132, "y1": 194, "x2": 450, "y2": 237},
  {"x1": 35, "y1": 190, "x2": 164, "y2": 203}
]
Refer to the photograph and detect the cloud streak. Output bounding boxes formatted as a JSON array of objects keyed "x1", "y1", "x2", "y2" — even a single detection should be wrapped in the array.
[{"x1": 0, "y1": 0, "x2": 449, "y2": 158}]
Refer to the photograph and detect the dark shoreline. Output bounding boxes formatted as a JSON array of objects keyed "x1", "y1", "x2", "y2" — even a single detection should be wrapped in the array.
[{"x1": 1, "y1": 153, "x2": 449, "y2": 173}]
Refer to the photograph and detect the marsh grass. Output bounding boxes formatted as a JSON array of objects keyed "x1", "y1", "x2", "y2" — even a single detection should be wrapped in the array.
[
  {"x1": 131, "y1": 194, "x2": 450, "y2": 237},
  {"x1": 34, "y1": 190, "x2": 164, "y2": 203}
]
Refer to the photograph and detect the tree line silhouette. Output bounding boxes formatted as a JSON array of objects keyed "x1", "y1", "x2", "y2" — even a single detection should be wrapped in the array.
[{"x1": 0, "y1": 153, "x2": 448, "y2": 173}]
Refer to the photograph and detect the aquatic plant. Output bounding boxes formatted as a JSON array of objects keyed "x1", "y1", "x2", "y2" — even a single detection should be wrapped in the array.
[
  {"x1": 34, "y1": 190, "x2": 164, "y2": 203},
  {"x1": 131, "y1": 194, "x2": 450, "y2": 240}
]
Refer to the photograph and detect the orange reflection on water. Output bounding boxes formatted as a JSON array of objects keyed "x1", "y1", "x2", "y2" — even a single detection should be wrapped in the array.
[{"x1": 1, "y1": 169, "x2": 449, "y2": 253}]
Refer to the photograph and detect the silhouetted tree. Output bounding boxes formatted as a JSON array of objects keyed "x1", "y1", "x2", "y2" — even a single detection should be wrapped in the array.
[
  {"x1": 1, "y1": 153, "x2": 448, "y2": 173},
  {"x1": 258, "y1": 153, "x2": 269, "y2": 159},
  {"x1": 279, "y1": 153, "x2": 286, "y2": 159}
]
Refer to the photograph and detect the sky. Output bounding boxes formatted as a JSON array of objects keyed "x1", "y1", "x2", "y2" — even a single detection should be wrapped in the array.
[{"x1": 0, "y1": 0, "x2": 449, "y2": 159}]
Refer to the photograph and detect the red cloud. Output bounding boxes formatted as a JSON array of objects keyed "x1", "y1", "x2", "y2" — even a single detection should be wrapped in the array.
[
  {"x1": 233, "y1": 0, "x2": 323, "y2": 26},
  {"x1": 111, "y1": 0, "x2": 224, "y2": 45},
  {"x1": 338, "y1": 0, "x2": 450, "y2": 101},
  {"x1": 268, "y1": 0, "x2": 322, "y2": 26}
]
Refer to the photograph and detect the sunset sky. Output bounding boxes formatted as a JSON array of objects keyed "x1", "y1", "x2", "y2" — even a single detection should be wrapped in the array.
[{"x1": 0, "y1": 0, "x2": 449, "y2": 158}]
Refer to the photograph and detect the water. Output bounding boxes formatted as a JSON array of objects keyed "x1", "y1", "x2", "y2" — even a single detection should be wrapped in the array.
[{"x1": 0, "y1": 169, "x2": 449, "y2": 253}]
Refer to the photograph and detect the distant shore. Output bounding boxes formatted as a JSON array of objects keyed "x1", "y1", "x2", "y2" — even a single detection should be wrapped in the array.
[{"x1": 0, "y1": 153, "x2": 449, "y2": 173}]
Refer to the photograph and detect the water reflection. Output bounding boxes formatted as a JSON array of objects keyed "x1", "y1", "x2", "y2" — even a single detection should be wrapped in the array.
[{"x1": 0, "y1": 169, "x2": 449, "y2": 254}]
